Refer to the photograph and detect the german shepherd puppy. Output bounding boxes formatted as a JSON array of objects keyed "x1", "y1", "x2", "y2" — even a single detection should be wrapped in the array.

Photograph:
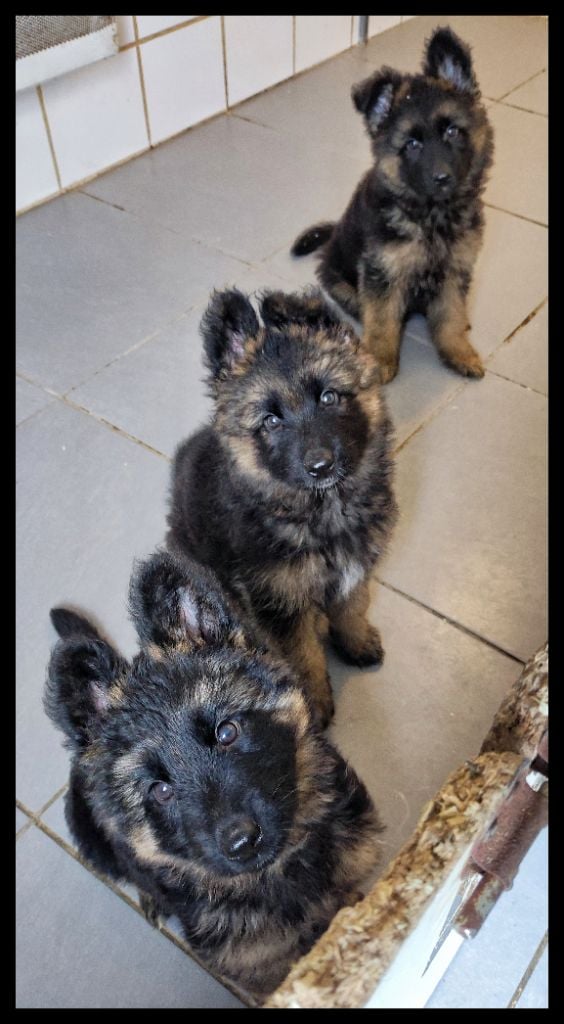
[
  {"x1": 44, "y1": 550, "x2": 383, "y2": 1000},
  {"x1": 167, "y1": 288, "x2": 397, "y2": 728},
  {"x1": 292, "y1": 27, "x2": 494, "y2": 384}
]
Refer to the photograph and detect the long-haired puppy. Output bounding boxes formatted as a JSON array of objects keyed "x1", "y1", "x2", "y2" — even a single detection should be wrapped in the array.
[
  {"x1": 292, "y1": 27, "x2": 494, "y2": 383},
  {"x1": 44, "y1": 550, "x2": 383, "y2": 1000},
  {"x1": 167, "y1": 288, "x2": 398, "y2": 727}
]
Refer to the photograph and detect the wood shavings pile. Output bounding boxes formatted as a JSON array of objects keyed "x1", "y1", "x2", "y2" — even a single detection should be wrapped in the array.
[
  {"x1": 266, "y1": 750, "x2": 520, "y2": 1008},
  {"x1": 267, "y1": 643, "x2": 548, "y2": 1009}
]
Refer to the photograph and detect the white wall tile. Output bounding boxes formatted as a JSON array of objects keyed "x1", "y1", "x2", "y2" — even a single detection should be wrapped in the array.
[
  {"x1": 401, "y1": 16, "x2": 416, "y2": 22},
  {"x1": 42, "y1": 50, "x2": 148, "y2": 188},
  {"x1": 369, "y1": 16, "x2": 402, "y2": 37},
  {"x1": 141, "y1": 17, "x2": 225, "y2": 144},
  {"x1": 224, "y1": 15, "x2": 293, "y2": 107},
  {"x1": 116, "y1": 15, "x2": 135, "y2": 46},
  {"x1": 136, "y1": 16, "x2": 198, "y2": 38},
  {"x1": 295, "y1": 15, "x2": 352, "y2": 72},
  {"x1": 16, "y1": 88, "x2": 59, "y2": 212}
]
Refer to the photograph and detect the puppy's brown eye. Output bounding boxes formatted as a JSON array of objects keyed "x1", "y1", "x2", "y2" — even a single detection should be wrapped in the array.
[
  {"x1": 264, "y1": 413, "x2": 282, "y2": 431},
  {"x1": 445, "y1": 124, "x2": 460, "y2": 140},
  {"x1": 320, "y1": 389, "x2": 339, "y2": 407},
  {"x1": 151, "y1": 781, "x2": 174, "y2": 804},
  {"x1": 405, "y1": 138, "x2": 422, "y2": 152},
  {"x1": 216, "y1": 720, "x2": 239, "y2": 746}
]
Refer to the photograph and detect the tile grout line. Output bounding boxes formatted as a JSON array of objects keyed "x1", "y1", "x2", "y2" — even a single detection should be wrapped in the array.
[
  {"x1": 483, "y1": 202, "x2": 547, "y2": 229},
  {"x1": 375, "y1": 578, "x2": 526, "y2": 666},
  {"x1": 486, "y1": 368, "x2": 547, "y2": 397},
  {"x1": 133, "y1": 16, "x2": 152, "y2": 147},
  {"x1": 19, "y1": 811, "x2": 254, "y2": 1006},
  {"x1": 36, "y1": 84, "x2": 62, "y2": 191},
  {"x1": 495, "y1": 296, "x2": 548, "y2": 345},
  {"x1": 292, "y1": 16, "x2": 296, "y2": 76},
  {"x1": 507, "y1": 930, "x2": 548, "y2": 1007},
  {"x1": 496, "y1": 67, "x2": 547, "y2": 102},
  {"x1": 59, "y1": 394, "x2": 171, "y2": 461},
  {"x1": 77, "y1": 189, "x2": 126, "y2": 212},
  {"x1": 220, "y1": 16, "x2": 230, "y2": 109},
  {"x1": 495, "y1": 99, "x2": 547, "y2": 118},
  {"x1": 392, "y1": 378, "x2": 468, "y2": 455},
  {"x1": 120, "y1": 15, "x2": 210, "y2": 51}
]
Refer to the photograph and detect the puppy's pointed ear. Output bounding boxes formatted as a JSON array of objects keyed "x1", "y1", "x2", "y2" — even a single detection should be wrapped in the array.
[
  {"x1": 423, "y1": 27, "x2": 478, "y2": 96},
  {"x1": 200, "y1": 289, "x2": 260, "y2": 381},
  {"x1": 44, "y1": 610, "x2": 127, "y2": 750},
  {"x1": 352, "y1": 68, "x2": 403, "y2": 134},
  {"x1": 129, "y1": 551, "x2": 250, "y2": 652},
  {"x1": 260, "y1": 287, "x2": 341, "y2": 332}
]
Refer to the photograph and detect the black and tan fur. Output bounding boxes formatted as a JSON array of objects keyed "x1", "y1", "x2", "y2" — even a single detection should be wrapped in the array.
[
  {"x1": 44, "y1": 550, "x2": 383, "y2": 999},
  {"x1": 167, "y1": 288, "x2": 397, "y2": 728},
  {"x1": 292, "y1": 27, "x2": 494, "y2": 384}
]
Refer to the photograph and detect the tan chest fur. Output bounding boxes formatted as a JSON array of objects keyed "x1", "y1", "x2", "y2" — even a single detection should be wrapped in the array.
[{"x1": 260, "y1": 548, "x2": 366, "y2": 613}]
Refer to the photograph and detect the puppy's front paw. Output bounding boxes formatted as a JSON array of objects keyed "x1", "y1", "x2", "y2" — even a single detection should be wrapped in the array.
[
  {"x1": 373, "y1": 358, "x2": 399, "y2": 385},
  {"x1": 440, "y1": 343, "x2": 485, "y2": 379},
  {"x1": 330, "y1": 624, "x2": 384, "y2": 668},
  {"x1": 139, "y1": 891, "x2": 163, "y2": 929}
]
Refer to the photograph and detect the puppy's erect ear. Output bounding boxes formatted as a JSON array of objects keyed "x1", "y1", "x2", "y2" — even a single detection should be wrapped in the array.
[
  {"x1": 423, "y1": 27, "x2": 479, "y2": 96},
  {"x1": 260, "y1": 287, "x2": 342, "y2": 332},
  {"x1": 352, "y1": 68, "x2": 404, "y2": 134},
  {"x1": 129, "y1": 550, "x2": 250, "y2": 652},
  {"x1": 201, "y1": 289, "x2": 260, "y2": 381},
  {"x1": 44, "y1": 610, "x2": 127, "y2": 750}
]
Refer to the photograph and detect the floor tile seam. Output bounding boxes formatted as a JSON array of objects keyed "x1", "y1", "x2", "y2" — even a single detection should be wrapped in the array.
[
  {"x1": 16, "y1": 804, "x2": 34, "y2": 840},
  {"x1": 494, "y1": 99, "x2": 547, "y2": 118},
  {"x1": 483, "y1": 202, "x2": 547, "y2": 229},
  {"x1": 507, "y1": 929, "x2": 548, "y2": 1008},
  {"x1": 392, "y1": 377, "x2": 468, "y2": 455},
  {"x1": 59, "y1": 394, "x2": 171, "y2": 461},
  {"x1": 16, "y1": 784, "x2": 69, "y2": 823},
  {"x1": 16, "y1": 307, "x2": 207, "y2": 407},
  {"x1": 485, "y1": 368, "x2": 547, "y2": 398},
  {"x1": 61, "y1": 303, "x2": 205, "y2": 396},
  {"x1": 16, "y1": 370, "x2": 62, "y2": 401},
  {"x1": 375, "y1": 578, "x2": 527, "y2": 666},
  {"x1": 496, "y1": 67, "x2": 547, "y2": 102},
  {"x1": 77, "y1": 188, "x2": 127, "y2": 212},
  {"x1": 75, "y1": 187, "x2": 257, "y2": 272},
  {"x1": 491, "y1": 296, "x2": 548, "y2": 349},
  {"x1": 22, "y1": 813, "x2": 254, "y2": 1006},
  {"x1": 16, "y1": 403, "x2": 58, "y2": 430}
]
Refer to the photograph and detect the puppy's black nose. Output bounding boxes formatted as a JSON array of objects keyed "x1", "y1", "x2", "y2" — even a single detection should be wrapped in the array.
[
  {"x1": 304, "y1": 448, "x2": 335, "y2": 478},
  {"x1": 220, "y1": 818, "x2": 262, "y2": 861},
  {"x1": 433, "y1": 170, "x2": 451, "y2": 186}
]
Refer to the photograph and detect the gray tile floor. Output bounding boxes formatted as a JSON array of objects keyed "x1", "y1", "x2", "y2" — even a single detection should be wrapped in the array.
[{"x1": 16, "y1": 14, "x2": 547, "y2": 1009}]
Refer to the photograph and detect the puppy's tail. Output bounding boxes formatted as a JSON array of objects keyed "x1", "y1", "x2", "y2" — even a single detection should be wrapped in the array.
[
  {"x1": 50, "y1": 607, "x2": 103, "y2": 641},
  {"x1": 291, "y1": 222, "x2": 335, "y2": 258}
]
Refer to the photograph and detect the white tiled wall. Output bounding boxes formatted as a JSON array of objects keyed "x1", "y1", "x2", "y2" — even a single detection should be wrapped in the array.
[
  {"x1": 224, "y1": 15, "x2": 293, "y2": 106},
  {"x1": 141, "y1": 16, "x2": 225, "y2": 144},
  {"x1": 368, "y1": 16, "x2": 403, "y2": 37},
  {"x1": 135, "y1": 16, "x2": 199, "y2": 37},
  {"x1": 42, "y1": 49, "x2": 148, "y2": 188},
  {"x1": 15, "y1": 87, "x2": 59, "y2": 211},
  {"x1": 16, "y1": 14, "x2": 417, "y2": 214},
  {"x1": 295, "y1": 15, "x2": 352, "y2": 73}
]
